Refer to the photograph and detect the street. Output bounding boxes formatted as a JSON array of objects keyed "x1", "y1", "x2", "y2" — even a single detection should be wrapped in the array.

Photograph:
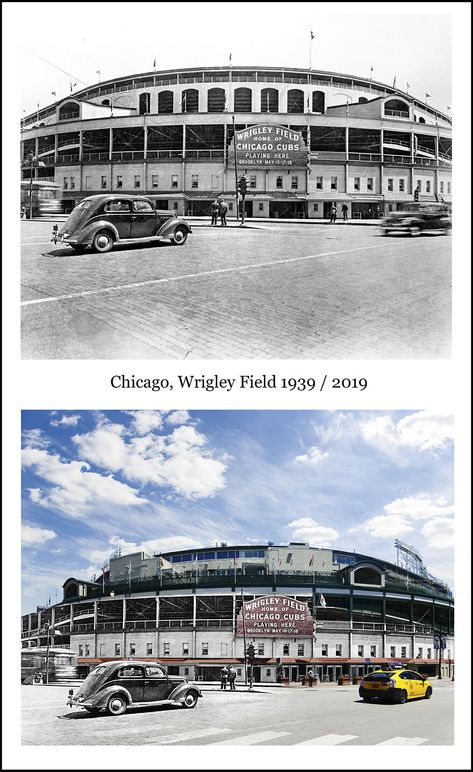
[
  {"x1": 21, "y1": 220, "x2": 451, "y2": 359},
  {"x1": 22, "y1": 680, "x2": 454, "y2": 745}
]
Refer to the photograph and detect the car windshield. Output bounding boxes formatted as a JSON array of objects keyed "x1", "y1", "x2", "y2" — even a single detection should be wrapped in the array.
[{"x1": 63, "y1": 199, "x2": 95, "y2": 231}]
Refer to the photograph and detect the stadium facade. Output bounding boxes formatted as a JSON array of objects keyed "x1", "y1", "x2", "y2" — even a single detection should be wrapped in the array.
[
  {"x1": 21, "y1": 541, "x2": 454, "y2": 683},
  {"x1": 20, "y1": 65, "x2": 452, "y2": 219}
]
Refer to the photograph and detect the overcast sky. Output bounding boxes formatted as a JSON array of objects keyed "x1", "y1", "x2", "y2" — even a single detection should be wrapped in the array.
[
  {"x1": 21, "y1": 409, "x2": 454, "y2": 612},
  {"x1": 11, "y1": 2, "x2": 453, "y2": 115}
]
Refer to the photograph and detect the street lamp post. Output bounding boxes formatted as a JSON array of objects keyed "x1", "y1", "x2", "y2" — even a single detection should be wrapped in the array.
[{"x1": 44, "y1": 622, "x2": 55, "y2": 685}]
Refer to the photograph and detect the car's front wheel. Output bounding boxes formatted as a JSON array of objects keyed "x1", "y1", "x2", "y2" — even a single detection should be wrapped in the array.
[
  {"x1": 424, "y1": 686, "x2": 432, "y2": 699},
  {"x1": 171, "y1": 227, "x2": 188, "y2": 246},
  {"x1": 181, "y1": 691, "x2": 199, "y2": 709},
  {"x1": 397, "y1": 690, "x2": 408, "y2": 704},
  {"x1": 106, "y1": 694, "x2": 128, "y2": 716},
  {"x1": 92, "y1": 230, "x2": 114, "y2": 253}
]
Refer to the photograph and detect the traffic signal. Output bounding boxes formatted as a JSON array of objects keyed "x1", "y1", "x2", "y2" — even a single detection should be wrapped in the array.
[
  {"x1": 414, "y1": 187, "x2": 419, "y2": 201},
  {"x1": 238, "y1": 176, "x2": 248, "y2": 198},
  {"x1": 247, "y1": 643, "x2": 255, "y2": 661}
]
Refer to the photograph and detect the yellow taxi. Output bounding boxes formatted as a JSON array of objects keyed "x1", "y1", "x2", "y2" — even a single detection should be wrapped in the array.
[{"x1": 359, "y1": 668, "x2": 433, "y2": 704}]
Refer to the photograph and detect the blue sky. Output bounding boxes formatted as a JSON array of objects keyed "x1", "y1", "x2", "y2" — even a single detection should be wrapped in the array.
[{"x1": 21, "y1": 410, "x2": 454, "y2": 612}]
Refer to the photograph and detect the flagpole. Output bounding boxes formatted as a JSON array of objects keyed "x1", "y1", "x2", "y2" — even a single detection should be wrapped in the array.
[{"x1": 232, "y1": 115, "x2": 239, "y2": 221}]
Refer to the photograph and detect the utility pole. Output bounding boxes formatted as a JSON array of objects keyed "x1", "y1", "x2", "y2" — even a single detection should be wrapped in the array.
[{"x1": 232, "y1": 115, "x2": 239, "y2": 221}]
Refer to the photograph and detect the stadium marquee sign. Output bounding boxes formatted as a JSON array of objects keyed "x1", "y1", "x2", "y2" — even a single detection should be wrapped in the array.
[
  {"x1": 236, "y1": 594, "x2": 314, "y2": 637},
  {"x1": 229, "y1": 124, "x2": 308, "y2": 168}
]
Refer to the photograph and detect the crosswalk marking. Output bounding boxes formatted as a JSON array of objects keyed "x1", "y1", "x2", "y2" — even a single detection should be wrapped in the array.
[
  {"x1": 210, "y1": 730, "x2": 291, "y2": 745},
  {"x1": 296, "y1": 734, "x2": 357, "y2": 746},
  {"x1": 376, "y1": 736, "x2": 428, "y2": 745},
  {"x1": 160, "y1": 728, "x2": 231, "y2": 744}
]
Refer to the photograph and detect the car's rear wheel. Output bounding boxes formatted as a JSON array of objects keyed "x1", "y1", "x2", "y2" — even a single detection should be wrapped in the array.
[
  {"x1": 398, "y1": 690, "x2": 408, "y2": 704},
  {"x1": 171, "y1": 227, "x2": 188, "y2": 246},
  {"x1": 181, "y1": 691, "x2": 198, "y2": 709},
  {"x1": 106, "y1": 694, "x2": 127, "y2": 715},
  {"x1": 409, "y1": 226, "x2": 421, "y2": 236},
  {"x1": 92, "y1": 230, "x2": 114, "y2": 253},
  {"x1": 424, "y1": 686, "x2": 432, "y2": 699}
]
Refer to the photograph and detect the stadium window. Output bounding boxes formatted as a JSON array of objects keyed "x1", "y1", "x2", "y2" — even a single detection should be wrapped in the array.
[
  {"x1": 390, "y1": 646, "x2": 396, "y2": 657},
  {"x1": 84, "y1": 644, "x2": 90, "y2": 656},
  {"x1": 316, "y1": 176, "x2": 323, "y2": 190},
  {"x1": 85, "y1": 176, "x2": 91, "y2": 190},
  {"x1": 146, "y1": 643, "x2": 153, "y2": 655},
  {"x1": 250, "y1": 175, "x2": 257, "y2": 189},
  {"x1": 134, "y1": 175, "x2": 140, "y2": 189},
  {"x1": 358, "y1": 645, "x2": 364, "y2": 657},
  {"x1": 183, "y1": 642, "x2": 190, "y2": 655},
  {"x1": 101, "y1": 175, "x2": 107, "y2": 189},
  {"x1": 152, "y1": 174, "x2": 159, "y2": 188},
  {"x1": 426, "y1": 180, "x2": 431, "y2": 193},
  {"x1": 266, "y1": 669, "x2": 271, "y2": 677},
  {"x1": 313, "y1": 203, "x2": 319, "y2": 212},
  {"x1": 401, "y1": 646, "x2": 407, "y2": 657},
  {"x1": 417, "y1": 647, "x2": 423, "y2": 658},
  {"x1": 258, "y1": 643, "x2": 265, "y2": 656},
  {"x1": 129, "y1": 642, "x2": 136, "y2": 655},
  {"x1": 99, "y1": 644, "x2": 105, "y2": 656},
  {"x1": 286, "y1": 553, "x2": 293, "y2": 564},
  {"x1": 276, "y1": 176, "x2": 283, "y2": 189},
  {"x1": 63, "y1": 177, "x2": 68, "y2": 190},
  {"x1": 237, "y1": 668, "x2": 242, "y2": 676},
  {"x1": 201, "y1": 642, "x2": 209, "y2": 655},
  {"x1": 416, "y1": 180, "x2": 422, "y2": 192},
  {"x1": 221, "y1": 642, "x2": 228, "y2": 656},
  {"x1": 228, "y1": 202, "x2": 233, "y2": 211},
  {"x1": 447, "y1": 182, "x2": 451, "y2": 193},
  {"x1": 258, "y1": 203, "x2": 264, "y2": 211},
  {"x1": 211, "y1": 175, "x2": 219, "y2": 189},
  {"x1": 370, "y1": 645, "x2": 377, "y2": 657},
  {"x1": 115, "y1": 643, "x2": 120, "y2": 656},
  {"x1": 184, "y1": 668, "x2": 189, "y2": 676},
  {"x1": 171, "y1": 174, "x2": 179, "y2": 188},
  {"x1": 336, "y1": 644, "x2": 342, "y2": 656},
  {"x1": 367, "y1": 177, "x2": 373, "y2": 191},
  {"x1": 399, "y1": 178, "x2": 405, "y2": 192},
  {"x1": 321, "y1": 644, "x2": 328, "y2": 656},
  {"x1": 191, "y1": 174, "x2": 199, "y2": 189},
  {"x1": 116, "y1": 175, "x2": 123, "y2": 189},
  {"x1": 70, "y1": 177, "x2": 75, "y2": 190},
  {"x1": 387, "y1": 178, "x2": 394, "y2": 191},
  {"x1": 297, "y1": 643, "x2": 304, "y2": 656},
  {"x1": 78, "y1": 644, "x2": 83, "y2": 656},
  {"x1": 440, "y1": 181, "x2": 444, "y2": 193},
  {"x1": 291, "y1": 176, "x2": 298, "y2": 190},
  {"x1": 163, "y1": 642, "x2": 170, "y2": 655},
  {"x1": 427, "y1": 649, "x2": 432, "y2": 659},
  {"x1": 330, "y1": 176, "x2": 338, "y2": 190},
  {"x1": 283, "y1": 643, "x2": 290, "y2": 655},
  {"x1": 354, "y1": 177, "x2": 360, "y2": 191}
]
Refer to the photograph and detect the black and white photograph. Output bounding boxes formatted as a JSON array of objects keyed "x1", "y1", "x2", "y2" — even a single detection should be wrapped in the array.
[
  {"x1": 20, "y1": 409, "x2": 454, "y2": 746},
  {"x1": 17, "y1": 4, "x2": 453, "y2": 359}
]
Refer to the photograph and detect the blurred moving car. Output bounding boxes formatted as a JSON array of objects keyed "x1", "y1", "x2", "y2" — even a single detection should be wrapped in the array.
[
  {"x1": 380, "y1": 203, "x2": 451, "y2": 236},
  {"x1": 67, "y1": 661, "x2": 201, "y2": 715},
  {"x1": 359, "y1": 668, "x2": 433, "y2": 703},
  {"x1": 53, "y1": 194, "x2": 191, "y2": 252}
]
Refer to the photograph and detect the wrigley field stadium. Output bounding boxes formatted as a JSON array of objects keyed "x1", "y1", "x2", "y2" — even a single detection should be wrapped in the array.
[
  {"x1": 21, "y1": 65, "x2": 452, "y2": 220},
  {"x1": 21, "y1": 540, "x2": 454, "y2": 684}
]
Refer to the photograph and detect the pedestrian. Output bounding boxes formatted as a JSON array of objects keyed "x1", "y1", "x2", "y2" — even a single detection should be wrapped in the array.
[
  {"x1": 210, "y1": 199, "x2": 219, "y2": 226},
  {"x1": 368, "y1": 206, "x2": 373, "y2": 219},
  {"x1": 228, "y1": 665, "x2": 237, "y2": 691},
  {"x1": 329, "y1": 204, "x2": 337, "y2": 223},
  {"x1": 220, "y1": 665, "x2": 229, "y2": 690},
  {"x1": 307, "y1": 668, "x2": 315, "y2": 687},
  {"x1": 218, "y1": 199, "x2": 228, "y2": 226},
  {"x1": 375, "y1": 206, "x2": 380, "y2": 220},
  {"x1": 341, "y1": 203, "x2": 348, "y2": 222},
  {"x1": 21, "y1": 206, "x2": 27, "y2": 219}
]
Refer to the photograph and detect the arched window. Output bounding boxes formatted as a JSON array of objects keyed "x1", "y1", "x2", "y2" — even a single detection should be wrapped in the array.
[
  {"x1": 261, "y1": 88, "x2": 278, "y2": 113},
  {"x1": 139, "y1": 92, "x2": 150, "y2": 114},
  {"x1": 353, "y1": 566, "x2": 381, "y2": 585},
  {"x1": 384, "y1": 98, "x2": 409, "y2": 118},
  {"x1": 58, "y1": 102, "x2": 80, "y2": 121},
  {"x1": 358, "y1": 97, "x2": 368, "y2": 103},
  {"x1": 418, "y1": 116, "x2": 426, "y2": 124},
  {"x1": 158, "y1": 91, "x2": 174, "y2": 114},
  {"x1": 287, "y1": 89, "x2": 304, "y2": 113},
  {"x1": 182, "y1": 88, "x2": 199, "y2": 113},
  {"x1": 234, "y1": 87, "x2": 252, "y2": 112},
  {"x1": 207, "y1": 87, "x2": 226, "y2": 112},
  {"x1": 312, "y1": 91, "x2": 325, "y2": 113},
  {"x1": 64, "y1": 581, "x2": 79, "y2": 599}
]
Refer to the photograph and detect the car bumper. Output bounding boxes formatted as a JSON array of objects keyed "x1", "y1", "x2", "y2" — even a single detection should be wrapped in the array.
[{"x1": 359, "y1": 685, "x2": 400, "y2": 701}]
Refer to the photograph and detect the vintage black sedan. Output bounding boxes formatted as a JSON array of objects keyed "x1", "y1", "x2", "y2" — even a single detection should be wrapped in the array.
[
  {"x1": 380, "y1": 203, "x2": 451, "y2": 236},
  {"x1": 53, "y1": 195, "x2": 191, "y2": 252},
  {"x1": 67, "y1": 661, "x2": 201, "y2": 715}
]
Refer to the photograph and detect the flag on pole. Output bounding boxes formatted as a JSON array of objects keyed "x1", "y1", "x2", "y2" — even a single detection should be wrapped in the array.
[
  {"x1": 393, "y1": 75, "x2": 397, "y2": 88},
  {"x1": 406, "y1": 82, "x2": 410, "y2": 89},
  {"x1": 425, "y1": 92, "x2": 431, "y2": 99},
  {"x1": 51, "y1": 91, "x2": 56, "y2": 96},
  {"x1": 346, "y1": 97, "x2": 350, "y2": 117},
  {"x1": 229, "y1": 52, "x2": 232, "y2": 63},
  {"x1": 370, "y1": 66, "x2": 374, "y2": 79},
  {"x1": 310, "y1": 30, "x2": 314, "y2": 40},
  {"x1": 153, "y1": 58, "x2": 156, "y2": 68},
  {"x1": 446, "y1": 105, "x2": 451, "y2": 110},
  {"x1": 309, "y1": 553, "x2": 314, "y2": 566},
  {"x1": 319, "y1": 594, "x2": 327, "y2": 608}
]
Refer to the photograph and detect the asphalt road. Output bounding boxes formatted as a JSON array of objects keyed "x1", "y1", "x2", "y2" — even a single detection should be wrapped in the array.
[
  {"x1": 22, "y1": 680, "x2": 454, "y2": 746},
  {"x1": 21, "y1": 220, "x2": 451, "y2": 359}
]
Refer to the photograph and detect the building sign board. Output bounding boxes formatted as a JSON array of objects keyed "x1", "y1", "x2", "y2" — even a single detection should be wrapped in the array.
[
  {"x1": 236, "y1": 595, "x2": 314, "y2": 637},
  {"x1": 229, "y1": 124, "x2": 308, "y2": 168}
]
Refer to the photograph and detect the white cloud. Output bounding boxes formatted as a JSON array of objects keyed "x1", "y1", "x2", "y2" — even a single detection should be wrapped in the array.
[
  {"x1": 294, "y1": 445, "x2": 329, "y2": 467},
  {"x1": 421, "y1": 517, "x2": 454, "y2": 549},
  {"x1": 22, "y1": 428, "x2": 49, "y2": 448},
  {"x1": 361, "y1": 411, "x2": 453, "y2": 455},
  {"x1": 50, "y1": 414, "x2": 81, "y2": 428},
  {"x1": 384, "y1": 494, "x2": 454, "y2": 520},
  {"x1": 22, "y1": 524, "x2": 57, "y2": 546},
  {"x1": 288, "y1": 517, "x2": 338, "y2": 546},
  {"x1": 21, "y1": 446, "x2": 148, "y2": 516},
  {"x1": 83, "y1": 534, "x2": 202, "y2": 569},
  {"x1": 352, "y1": 514, "x2": 414, "y2": 539},
  {"x1": 126, "y1": 411, "x2": 164, "y2": 435},
  {"x1": 166, "y1": 410, "x2": 191, "y2": 426},
  {"x1": 73, "y1": 421, "x2": 227, "y2": 499}
]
